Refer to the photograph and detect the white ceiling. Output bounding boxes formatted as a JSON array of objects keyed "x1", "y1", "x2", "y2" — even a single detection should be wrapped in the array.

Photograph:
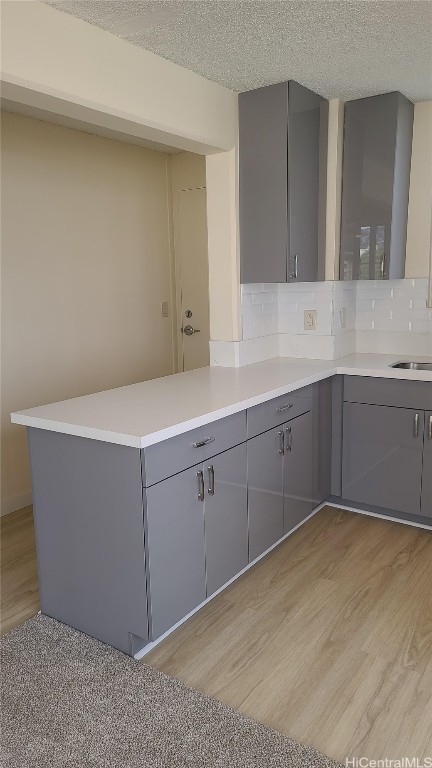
[{"x1": 45, "y1": 1, "x2": 432, "y2": 102}]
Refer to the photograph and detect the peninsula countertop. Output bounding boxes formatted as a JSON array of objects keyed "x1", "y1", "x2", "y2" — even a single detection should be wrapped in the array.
[{"x1": 11, "y1": 353, "x2": 432, "y2": 448}]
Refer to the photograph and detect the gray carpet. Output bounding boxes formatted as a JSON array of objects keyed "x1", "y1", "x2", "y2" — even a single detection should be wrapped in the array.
[{"x1": 1, "y1": 615, "x2": 343, "y2": 768}]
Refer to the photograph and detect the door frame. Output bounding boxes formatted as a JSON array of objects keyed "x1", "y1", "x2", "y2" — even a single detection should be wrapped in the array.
[{"x1": 172, "y1": 184, "x2": 207, "y2": 373}]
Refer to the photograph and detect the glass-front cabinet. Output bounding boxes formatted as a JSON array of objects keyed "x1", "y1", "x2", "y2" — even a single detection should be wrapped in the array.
[{"x1": 340, "y1": 92, "x2": 413, "y2": 281}]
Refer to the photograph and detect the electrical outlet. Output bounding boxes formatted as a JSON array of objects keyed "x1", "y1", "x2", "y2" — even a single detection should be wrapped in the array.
[
  {"x1": 339, "y1": 307, "x2": 346, "y2": 329},
  {"x1": 304, "y1": 310, "x2": 317, "y2": 330},
  {"x1": 161, "y1": 301, "x2": 169, "y2": 318}
]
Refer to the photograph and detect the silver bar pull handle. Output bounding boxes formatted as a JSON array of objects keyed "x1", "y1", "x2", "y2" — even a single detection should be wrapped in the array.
[
  {"x1": 207, "y1": 465, "x2": 215, "y2": 496},
  {"x1": 193, "y1": 436, "x2": 215, "y2": 449},
  {"x1": 289, "y1": 253, "x2": 298, "y2": 280},
  {"x1": 414, "y1": 413, "x2": 419, "y2": 438},
  {"x1": 278, "y1": 429, "x2": 285, "y2": 455},
  {"x1": 276, "y1": 403, "x2": 294, "y2": 413},
  {"x1": 380, "y1": 253, "x2": 386, "y2": 279},
  {"x1": 197, "y1": 470, "x2": 204, "y2": 502},
  {"x1": 428, "y1": 414, "x2": 432, "y2": 440},
  {"x1": 286, "y1": 425, "x2": 292, "y2": 452}
]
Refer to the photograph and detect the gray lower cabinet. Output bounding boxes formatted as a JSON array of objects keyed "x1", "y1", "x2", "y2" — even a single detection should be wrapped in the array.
[
  {"x1": 421, "y1": 412, "x2": 432, "y2": 519},
  {"x1": 284, "y1": 410, "x2": 314, "y2": 533},
  {"x1": 247, "y1": 408, "x2": 315, "y2": 561},
  {"x1": 145, "y1": 466, "x2": 207, "y2": 641},
  {"x1": 204, "y1": 443, "x2": 248, "y2": 597},
  {"x1": 342, "y1": 402, "x2": 424, "y2": 516},
  {"x1": 247, "y1": 427, "x2": 284, "y2": 561},
  {"x1": 145, "y1": 443, "x2": 249, "y2": 640},
  {"x1": 27, "y1": 428, "x2": 148, "y2": 656}
]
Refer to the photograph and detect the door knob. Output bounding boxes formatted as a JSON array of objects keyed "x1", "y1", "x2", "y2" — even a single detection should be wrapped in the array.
[{"x1": 182, "y1": 325, "x2": 200, "y2": 336}]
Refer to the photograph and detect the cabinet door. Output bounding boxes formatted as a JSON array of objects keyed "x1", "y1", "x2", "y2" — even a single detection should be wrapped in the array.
[
  {"x1": 145, "y1": 465, "x2": 206, "y2": 640},
  {"x1": 283, "y1": 410, "x2": 315, "y2": 533},
  {"x1": 288, "y1": 81, "x2": 327, "y2": 283},
  {"x1": 342, "y1": 403, "x2": 424, "y2": 515},
  {"x1": 204, "y1": 443, "x2": 248, "y2": 597},
  {"x1": 340, "y1": 94, "x2": 396, "y2": 280},
  {"x1": 239, "y1": 82, "x2": 288, "y2": 284},
  {"x1": 340, "y1": 92, "x2": 412, "y2": 281},
  {"x1": 247, "y1": 427, "x2": 284, "y2": 561},
  {"x1": 421, "y1": 412, "x2": 432, "y2": 519}
]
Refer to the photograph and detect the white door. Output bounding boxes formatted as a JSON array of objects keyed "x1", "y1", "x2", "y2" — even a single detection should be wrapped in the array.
[{"x1": 175, "y1": 187, "x2": 210, "y2": 371}]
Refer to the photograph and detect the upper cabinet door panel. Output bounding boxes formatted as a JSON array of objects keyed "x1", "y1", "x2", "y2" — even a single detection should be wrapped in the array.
[
  {"x1": 239, "y1": 80, "x2": 328, "y2": 285},
  {"x1": 288, "y1": 81, "x2": 327, "y2": 283},
  {"x1": 340, "y1": 92, "x2": 413, "y2": 281},
  {"x1": 239, "y1": 82, "x2": 288, "y2": 284}
]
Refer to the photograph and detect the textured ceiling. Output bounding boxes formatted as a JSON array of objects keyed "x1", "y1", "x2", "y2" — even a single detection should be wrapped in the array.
[{"x1": 45, "y1": 1, "x2": 432, "y2": 101}]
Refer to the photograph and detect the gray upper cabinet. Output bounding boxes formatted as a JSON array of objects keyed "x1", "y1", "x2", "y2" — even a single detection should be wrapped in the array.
[
  {"x1": 288, "y1": 81, "x2": 328, "y2": 283},
  {"x1": 421, "y1": 412, "x2": 432, "y2": 519},
  {"x1": 239, "y1": 80, "x2": 328, "y2": 284},
  {"x1": 340, "y1": 92, "x2": 414, "y2": 281}
]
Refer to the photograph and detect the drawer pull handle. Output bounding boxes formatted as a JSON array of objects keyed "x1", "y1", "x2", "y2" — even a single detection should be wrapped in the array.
[
  {"x1": 276, "y1": 404, "x2": 294, "y2": 413},
  {"x1": 413, "y1": 413, "x2": 419, "y2": 438},
  {"x1": 207, "y1": 465, "x2": 215, "y2": 496},
  {"x1": 193, "y1": 437, "x2": 215, "y2": 448},
  {"x1": 278, "y1": 430, "x2": 285, "y2": 455},
  {"x1": 428, "y1": 414, "x2": 432, "y2": 440},
  {"x1": 197, "y1": 470, "x2": 205, "y2": 501},
  {"x1": 286, "y1": 426, "x2": 292, "y2": 452}
]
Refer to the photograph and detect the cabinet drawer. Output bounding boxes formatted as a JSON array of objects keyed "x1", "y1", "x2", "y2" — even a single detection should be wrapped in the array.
[
  {"x1": 343, "y1": 376, "x2": 432, "y2": 411},
  {"x1": 142, "y1": 410, "x2": 246, "y2": 487},
  {"x1": 247, "y1": 386, "x2": 313, "y2": 439}
]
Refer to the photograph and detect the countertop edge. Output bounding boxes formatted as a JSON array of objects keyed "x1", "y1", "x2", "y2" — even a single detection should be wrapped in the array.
[{"x1": 10, "y1": 362, "x2": 432, "y2": 449}]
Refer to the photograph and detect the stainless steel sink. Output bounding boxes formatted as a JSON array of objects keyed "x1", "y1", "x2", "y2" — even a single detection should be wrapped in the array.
[{"x1": 390, "y1": 361, "x2": 432, "y2": 371}]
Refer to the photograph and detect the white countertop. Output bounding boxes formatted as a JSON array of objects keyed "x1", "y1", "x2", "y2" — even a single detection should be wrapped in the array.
[{"x1": 11, "y1": 354, "x2": 432, "y2": 448}]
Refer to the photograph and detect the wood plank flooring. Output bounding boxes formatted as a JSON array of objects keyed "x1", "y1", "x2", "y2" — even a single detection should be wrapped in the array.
[{"x1": 1, "y1": 504, "x2": 431, "y2": 763}]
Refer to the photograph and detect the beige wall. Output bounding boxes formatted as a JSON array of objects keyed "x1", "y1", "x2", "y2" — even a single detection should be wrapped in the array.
[
  {"x1": 206, "y1": 149, "x2": 241, "y2": 342},
  {"x1": 1, "y1": 0, "x2": 237, "y2": 154},
  {"x1": 1, "y1": 112, "x2": 176, "y2": 514},
  {"x1": 1, "y1": 0, "x2": 240, "y2": 347},
  {"x1": 325, "y1": 100, "x2": 344, "y2": 280},
  {"x1": 406, "y1": 100, "x2": 432, "y2": 280}
]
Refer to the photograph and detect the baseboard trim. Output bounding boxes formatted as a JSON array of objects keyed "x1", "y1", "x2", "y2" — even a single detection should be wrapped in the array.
[
  {"x1": 327, "y1": 501, "x2": 432, "y2": 530},
  {"x1": 1, "y1": 492, "x2": 32, "y2": 517}
]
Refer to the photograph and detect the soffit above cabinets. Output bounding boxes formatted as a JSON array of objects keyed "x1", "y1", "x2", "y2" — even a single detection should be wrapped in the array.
[{"x1": 44, "y1": 0, "x2": 432, "y2": 101}]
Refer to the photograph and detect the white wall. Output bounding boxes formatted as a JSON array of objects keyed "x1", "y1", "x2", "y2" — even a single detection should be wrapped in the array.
[{"x1": 1, "y1": 112, "x2": 176, "y2": 514}]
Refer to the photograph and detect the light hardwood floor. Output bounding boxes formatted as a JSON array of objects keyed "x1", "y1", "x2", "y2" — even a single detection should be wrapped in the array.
[{"x1": 1, "y1": 505, "x2": 431, "y2": 763}]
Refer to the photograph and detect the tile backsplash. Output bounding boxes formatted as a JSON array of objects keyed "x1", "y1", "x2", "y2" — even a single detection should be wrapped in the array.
[
  {"x1": 355, "y1": 278, "x2": 432, "y2": 333},
  {"x1": 237, "y1": 278, "x2": 431, "y2": 361}
]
